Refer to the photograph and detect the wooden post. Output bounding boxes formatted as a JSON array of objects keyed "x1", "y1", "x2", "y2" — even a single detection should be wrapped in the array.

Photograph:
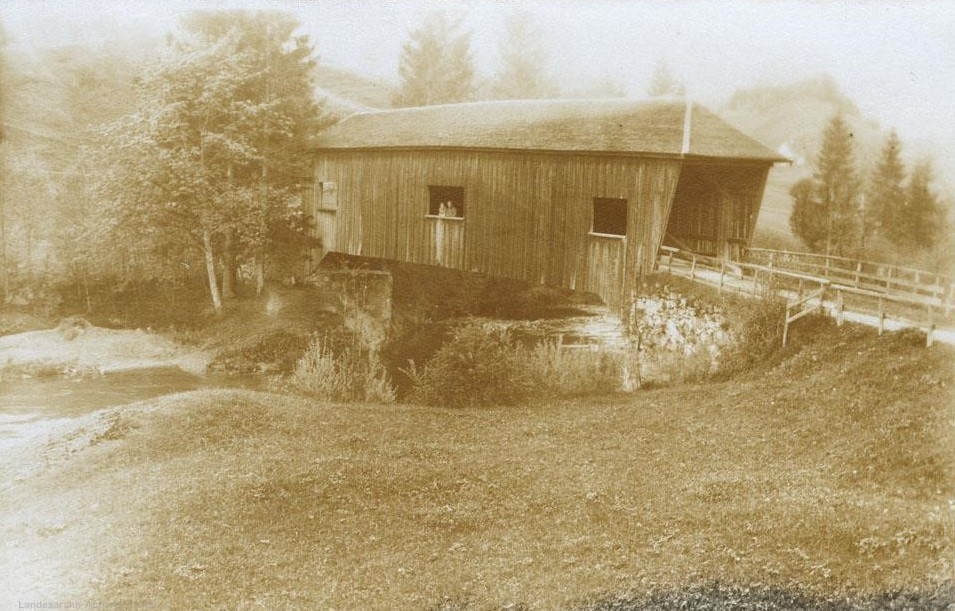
[
  {"x1": 690, "y1": 255, "x2": 696, "y2": 281},
  {"x1": 836, "y1": 289, "x2": 844, "y2": 326},
  {"x1": 878, "y1": 296, "x2": 885, "y2": 335},
  {"x1": 824, "y1": 255, "x2": 831, "y2": 278},
  {"x1": 668, "y1": 251, "x2": 674, "y2": 273},
  {"x1": 854, "y1": 261, "x2": 862, "y2": 288},
  {"x1": 752, "y1": 268, "x2": 759, "y2": 296},
  {"x1": 797, "y1": 278, "x2": 804, "y2": 299},
  {"x1": 926, "y1": 305, "x2": 935, "y2": 348},
  {"x1": 782, "y1": 306, "x2": 791, "y2": 347},
  {"x1": 719, "y1": 260, "x2": 725, "y2": 293}
]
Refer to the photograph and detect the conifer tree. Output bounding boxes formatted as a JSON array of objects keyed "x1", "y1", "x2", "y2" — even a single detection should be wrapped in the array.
[
  {"x1": 812, "y1": 114, "x2": 861, "y2": 255},
  {"x1": 864, "y1": 130, "x2": 906, "y2": 244},
  {"x1": 492, "y1": 10, "x2": 557, "y2": 100},
  {"x1": 898, "y1": 159, "x2": 943, "y2": 249},
  {"x1": 393, "y1": 12, "x2": 475, "y2": 107}
]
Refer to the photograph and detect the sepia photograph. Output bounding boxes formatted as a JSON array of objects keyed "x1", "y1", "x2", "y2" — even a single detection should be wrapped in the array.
[{"x1": 1, "y1": 0, "x2": 953, "y2": 608}]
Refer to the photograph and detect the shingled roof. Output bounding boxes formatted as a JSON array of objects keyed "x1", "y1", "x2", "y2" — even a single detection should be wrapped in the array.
[{"x1": 312, "y1": 98, "x2": 787, "y2": 163}]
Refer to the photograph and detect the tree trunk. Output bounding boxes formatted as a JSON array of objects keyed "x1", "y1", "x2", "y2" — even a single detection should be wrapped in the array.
[
  {"x1": 222, "y1": 162, "x2": 236, "y2": 300},
  {"x1": 222, "y1": 230, "x2": 236, "y2": 300},
  {"x1": 203, "y1": 230, "x2": 223, "y2": 315},
  {"x1": 254, "y1": 256, "x2": 265, "y2": 296}
]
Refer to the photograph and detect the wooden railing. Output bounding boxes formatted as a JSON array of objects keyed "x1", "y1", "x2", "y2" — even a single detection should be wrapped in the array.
[
  {"x1": 746, "y1": 247, "x2": 955, "y2": 310},
  {"x1": 657, "y1": 246, "x2": 946, "y2": 346}
]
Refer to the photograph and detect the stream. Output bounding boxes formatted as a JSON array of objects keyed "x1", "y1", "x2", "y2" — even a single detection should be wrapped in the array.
[{"x1": 0, "y1": 367, "x2": 260, "y2": 440}]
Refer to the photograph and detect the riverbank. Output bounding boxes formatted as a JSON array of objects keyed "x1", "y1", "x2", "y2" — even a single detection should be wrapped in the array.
[{"x1": 2, "y1": 320, "x2": 952, "y2": 608}]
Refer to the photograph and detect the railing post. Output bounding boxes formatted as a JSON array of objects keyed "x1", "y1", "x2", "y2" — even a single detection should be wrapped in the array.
[
  {"x1": 854, "y1": 261, "x2": 862, "y2": 288},
  {"x1": 668, "y1": 250, "x2": 673, "y2": 273},
  {"x1": 797, "y1": 278, "x2": 804, "y2": 299},
  {"x1": 878, "y1": 296, "x2": 885, "y2": 335},
  {"x1": 719, "y1": 260, "x2": 725, "y2": 294},
  {"x1": 836, "y1": 288, "x2": 844, "y2": 326},
  {"x1": 782, "y1": 305, "x2": 791, "y2": 347},
  {"x1": 690, "y1": 255, "x2": 696, "y2": 281},
  {"x1": 752, "y1": 268, "x2": 759, "y2": 296},
  {"x1": 926, "y1": 305, "x2": 935, "y2": 348}
]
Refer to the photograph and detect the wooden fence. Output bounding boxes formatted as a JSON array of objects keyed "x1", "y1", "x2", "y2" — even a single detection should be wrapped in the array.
[
  {"x1": 746, "y1": 247, "x2": 955, "y2": 312},
  {"x1": 657, "y1": 246, "x2": 947, "y2": 347}
]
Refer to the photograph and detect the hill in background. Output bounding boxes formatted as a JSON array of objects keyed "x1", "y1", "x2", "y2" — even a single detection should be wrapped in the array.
[
  {"x1": 312, "y1": 63, "x2": 394, "y2": 118},
  {"x1": 720, "y1": 73, "x2": 953, "y2": 247}
]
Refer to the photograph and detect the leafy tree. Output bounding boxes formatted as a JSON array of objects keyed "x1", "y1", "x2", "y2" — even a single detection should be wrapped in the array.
[
  {"x1": 393, "y1": 11, "x2": 475, "y2": 107},
  {"x1": 94, "y1": 11, "x2": 324, "y2": 314},
  {"x1": 789, "y1": 178, "x2": 827, "y2": 251},
  {"x1": 646, "y1": 60, "x2": 685, "y2": 97},
  {"x1": 491, "y1": 10, "x2": 557, "y2": 100},
  {"x1": 811, "y1": 114, "x2": 861, "y2": 255},
  {"x1": 864, "y1": 130, "x2": 905, "y2": 244}
]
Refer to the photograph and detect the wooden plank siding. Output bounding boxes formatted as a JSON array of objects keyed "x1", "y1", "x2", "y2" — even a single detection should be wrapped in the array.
[{"x1": 309, "y1": 149, "x2": 685, "y2": 309}]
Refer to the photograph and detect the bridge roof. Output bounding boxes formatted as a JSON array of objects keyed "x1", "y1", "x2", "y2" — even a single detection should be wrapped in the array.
[{"x1": 311, "y1": 98, "x2": 788, "y2": 163}]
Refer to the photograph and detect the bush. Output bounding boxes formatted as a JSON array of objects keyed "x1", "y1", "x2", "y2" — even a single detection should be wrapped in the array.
[
  {"x1": 408, "y1": 322, "x2": 532, "y2": 407},
  {"x1": 715, "y1": 297, "x2": 787, "y2": 376},
  {"x1": 524, "y1": 341, "x2": 623, "y2": 398},
  {"x1": 278, "y1": 331, "x2": 395, "y2": 403},
  {"x1": 409, "y1": 321, "x2": 624, "y2": 407}
]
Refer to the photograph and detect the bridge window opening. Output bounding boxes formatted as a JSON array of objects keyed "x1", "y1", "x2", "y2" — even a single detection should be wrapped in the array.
[
  {"x1": 428, "y1": 185, "x2": 465, "y2": 218},
  {"x1": 317, "y1": 181, "x2": 338, "y2": 211},
  {"x1": 592, "y1": 197, "x2": 627, "y2": 236}
]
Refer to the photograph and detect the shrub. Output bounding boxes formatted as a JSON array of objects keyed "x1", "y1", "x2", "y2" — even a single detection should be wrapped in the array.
[
  {"x1": 715, "y1": 297, "x2": 788, "y2": 376},
  {"x1": 408, "y1": 321, "x2": 532, "y2": 407},
  {"x1": 278, "y1": 331, "x2": 395, "y2": 403},
  {"x1": 408, "y1": 321, "x2": 625, "y2": 407},
  {"x1": 524, "y1": 341, "x2": 623, "y2": 397}
]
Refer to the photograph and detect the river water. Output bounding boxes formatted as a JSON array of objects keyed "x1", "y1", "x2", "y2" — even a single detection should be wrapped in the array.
[{"x1": 0, "y1": 367, "x2": 258, "y2": 440}]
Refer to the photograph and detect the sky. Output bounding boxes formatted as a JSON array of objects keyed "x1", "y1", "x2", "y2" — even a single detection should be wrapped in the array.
[{"x1": 4, "y1": 0, "x2": 955, "y2": 177}]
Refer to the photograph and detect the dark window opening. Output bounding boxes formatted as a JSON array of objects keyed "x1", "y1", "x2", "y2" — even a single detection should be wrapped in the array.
[
  {"x1": 592, "y1": 197, "x2": 627, "y2": 236},
  {"x1": 428, "y1": 185, "x2": 465, "y2": 218}
]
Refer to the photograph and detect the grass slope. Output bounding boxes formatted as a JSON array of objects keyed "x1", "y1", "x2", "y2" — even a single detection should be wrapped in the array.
[{"x1": 2, "y1": 318, "x2": 952, "y2": 609}]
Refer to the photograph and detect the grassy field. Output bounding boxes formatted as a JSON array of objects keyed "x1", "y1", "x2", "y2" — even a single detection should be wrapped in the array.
[{"x1": 2, "y1": 317, "x2": 953, "y2": 609}]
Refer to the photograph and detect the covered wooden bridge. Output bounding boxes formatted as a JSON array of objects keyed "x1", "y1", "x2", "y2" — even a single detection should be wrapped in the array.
[{"x1": 307, "y1": 98, "x2": 786, "y2": 309}]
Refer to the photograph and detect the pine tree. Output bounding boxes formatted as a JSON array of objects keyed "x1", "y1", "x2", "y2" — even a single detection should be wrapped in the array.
[
  {"x1": 812, "y1": 114, "x2": 861, "y2": 256},
  {"x1": 393, "y1": 12, "x2": 475, "y2": 107},
  {"x1": 898, "y1": 159, "x2": 943, "y2": 249},
  {"x1": 865, "y1": 130, "x2": 906, "y2": 244},
  {"x1": 492, "y1": 11, "x2": 557, "y2": 100},
  {"x1": 646, "y1": 60, "x2": 684, "y2": 97}
]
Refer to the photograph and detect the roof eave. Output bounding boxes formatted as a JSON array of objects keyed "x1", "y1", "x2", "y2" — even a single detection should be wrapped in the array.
[{"x1": 309, "y1": 144, "x2": 785, "y2": 164}]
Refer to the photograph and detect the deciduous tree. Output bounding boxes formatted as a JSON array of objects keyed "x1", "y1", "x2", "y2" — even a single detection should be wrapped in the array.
[
  {"x1": 789, "y1": 178, "x2": 827, "y2": 251},
  {"x1": 94, "y1": 11, "x2": 324, "y2": 313}
]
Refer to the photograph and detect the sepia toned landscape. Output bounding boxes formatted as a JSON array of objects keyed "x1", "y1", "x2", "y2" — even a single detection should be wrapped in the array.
[{"x1": 1, "y1": 1, "x2": 954, "y2": 609}]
